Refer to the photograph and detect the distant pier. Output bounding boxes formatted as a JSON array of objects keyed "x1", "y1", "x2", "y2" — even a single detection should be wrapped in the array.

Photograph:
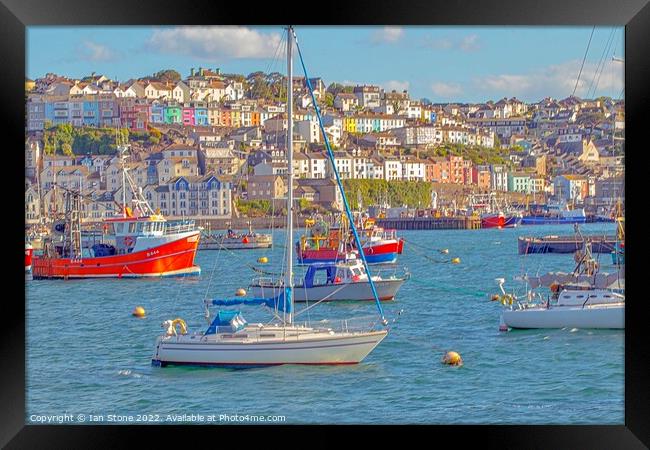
[{"x1": 375, "y1": 216, "x2": 482, "y2": 230}]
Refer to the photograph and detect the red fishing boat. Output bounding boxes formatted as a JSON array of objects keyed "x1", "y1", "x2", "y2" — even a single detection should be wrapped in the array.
[
  {"x1": 25, "y1": 242, "x2": 33, "y2": 279},
  {"x1": 480, "y1": 212, "x2": 522, "y2": 229},
  {"x1": 296, "y1": 217, "x2": 403, "y2": 264},
  {"x1": 32, "y1": 145, "x2": 201, "y2": 279}
]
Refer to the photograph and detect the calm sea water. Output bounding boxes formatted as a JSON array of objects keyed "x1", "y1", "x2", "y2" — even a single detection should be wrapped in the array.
[{"x1": 26, "y1": 223, "x2": 623, "y2": 424}]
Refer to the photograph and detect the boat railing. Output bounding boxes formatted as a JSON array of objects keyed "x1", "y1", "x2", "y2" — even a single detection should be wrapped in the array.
[
  {"x1": 164, "y1": 221, "x2": 196, "y2": 235},
  {"x1": 251, "y1": 276, "x2": 283, "y2": 287},
  {"x1": 308, "y1": 315, "x2": 383, "y2": 333}
]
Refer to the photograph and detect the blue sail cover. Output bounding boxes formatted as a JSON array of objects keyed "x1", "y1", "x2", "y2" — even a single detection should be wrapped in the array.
[
  {"x1": 205, "y1": 310, "x2": 245, "y2": 335},
  {"x1": 210, "y1": 289, "x2": 293, "y2": 313}
]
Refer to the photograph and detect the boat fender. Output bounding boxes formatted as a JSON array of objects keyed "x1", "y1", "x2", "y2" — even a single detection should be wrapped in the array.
[
  {"x1": 351, "y1": 275, "x2": 360, "y2": 282},
  {"x1": 162, "y1": 319, "x2": 188, "y2": 336}
]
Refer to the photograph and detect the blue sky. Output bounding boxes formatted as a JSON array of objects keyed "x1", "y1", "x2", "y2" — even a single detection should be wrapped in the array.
[{"x1": 26, "y1": 26, "x2": 625, "y2": 103}]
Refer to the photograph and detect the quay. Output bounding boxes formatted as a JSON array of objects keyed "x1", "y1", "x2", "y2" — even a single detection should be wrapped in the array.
[
  {"x1": 518, "y1": 235, "x2": 618, "y2": 254},
  {"x1": 375, "y1": 216, "x2": 482, "y2": 230}
]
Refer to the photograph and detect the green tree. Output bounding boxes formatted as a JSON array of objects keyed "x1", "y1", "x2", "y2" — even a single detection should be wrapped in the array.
[
  {"x1": 324, "y1": 92, "x2": 334, "y2": 107},
  {"x1": 154, "y1": 69, "x2": 181, "y2": 83},
  {"x1": 61, "y1": 142, "x2": 73, "y2": 155}
]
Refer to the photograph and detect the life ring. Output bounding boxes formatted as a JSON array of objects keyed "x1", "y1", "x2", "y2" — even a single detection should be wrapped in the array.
[
  {"x1": 171, "y1": 318, "x2": 188, "y2": 336},
  {"x1": 123, "y1": 236, "x2": 135, "y2": 246}
]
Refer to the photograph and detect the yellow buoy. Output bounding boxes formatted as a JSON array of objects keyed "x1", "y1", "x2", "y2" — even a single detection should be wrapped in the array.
[
  {"x1": 257, "y1": 256, "x2": 268, "y2": 264},
  {"x1": 440, "y1": 249, "x2": 449, "y2": 254},
  {"x1": 442, "y1": 351, "x2": 463, "y2": 366},
  {"x1": 132, "y1": 306, "x2": 146, "y2": 318},
  {"x1": 451, "y1": 257, "x2": 461, "y2": 264},
  {"x1": 235, "y1": 288, "x2": 246, "y2": 297}
]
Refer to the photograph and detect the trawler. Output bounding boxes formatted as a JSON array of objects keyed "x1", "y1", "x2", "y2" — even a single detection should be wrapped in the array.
[{"x1": 32, "y1": 144, "x2": 201, "y2": 279}]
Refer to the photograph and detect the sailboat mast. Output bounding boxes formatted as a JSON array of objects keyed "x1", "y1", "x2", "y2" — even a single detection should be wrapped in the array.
[
  {"x1": 285, "y1": 26, "x2": 294, "y2": 325},
  {"x1": 121, "y1": 147, "x2": 127, "y2": 218}
]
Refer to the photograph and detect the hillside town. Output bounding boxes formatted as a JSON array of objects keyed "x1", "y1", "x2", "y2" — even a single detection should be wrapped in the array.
[{"x1": 25, "y1": 68, "x2": 625, "y2": 224}]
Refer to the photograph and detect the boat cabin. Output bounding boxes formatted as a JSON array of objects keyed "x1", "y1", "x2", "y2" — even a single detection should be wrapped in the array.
[
  {"x1": 555, "y1": 288, "x2": 624, "y2": 307},
  {"x1": 205, "y1": 310, "x2": 248, "y2": 335},
  {"x1": 303, "y1": 261, "x2": 369, "y2": 287}
]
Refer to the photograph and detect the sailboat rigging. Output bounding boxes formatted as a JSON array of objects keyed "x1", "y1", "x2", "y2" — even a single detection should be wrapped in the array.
[{"x1": 151, "y1": 26, "x2": 389, "y2": 368}]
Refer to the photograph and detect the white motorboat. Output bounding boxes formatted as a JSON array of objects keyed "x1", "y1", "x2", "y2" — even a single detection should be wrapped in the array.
[
  {"x1": 199, "y1": 222, "x2": 273, "y2": 250},
  {"x1": 151, "y1": 26, "x2": 390, "y2": 368},
  {"x1": 495, "y1": 278, "x2": 625, "y2": 330},
  {"x1": 249, "y1": 259, "x2": 409, "y2": 302}
]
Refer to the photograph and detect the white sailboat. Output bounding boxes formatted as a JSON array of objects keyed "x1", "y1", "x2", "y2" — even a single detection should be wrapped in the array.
[{"x1": 152, "y1": 26, "x2": 389, "y2": 367}]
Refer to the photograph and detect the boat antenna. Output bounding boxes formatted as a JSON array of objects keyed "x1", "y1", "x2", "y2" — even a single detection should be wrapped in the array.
[{"x1": 294, "y1": 28, "x2": 387, "y2": 326}]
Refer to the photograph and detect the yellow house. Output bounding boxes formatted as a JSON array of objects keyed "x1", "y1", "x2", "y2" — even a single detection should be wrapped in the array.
[
  {"x1": 25, "y1": 78, "x2": 36, "y2": 92},
  {"x1": 230, "y1": 110, "x2": 242, "y2": 128},
  {"x1": 207, "y1": 107, "x2": 220, "y2": 126},
  {"x1": 343, "y1": 117, "x2": 357, "y2": 133}
]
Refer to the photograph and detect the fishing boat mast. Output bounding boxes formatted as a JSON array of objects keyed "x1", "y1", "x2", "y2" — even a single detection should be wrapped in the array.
[{"x1": 285, "y1": 26, "x2": 294, "y2": 325}]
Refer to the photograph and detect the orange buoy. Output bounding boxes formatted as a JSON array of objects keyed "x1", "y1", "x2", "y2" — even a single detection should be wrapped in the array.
[
  {"x1": 132, "y1": 306, "x2": 146, "y2": 318},
  {"x1": 442, "y1": 351, "x2": 463, "y2": 366},
  {"x1": 235, "y1": 288, "x2": 246, "y2": 297},
  {"x1": 490, "y1": 294, "x2": 500, "y2": 301}
]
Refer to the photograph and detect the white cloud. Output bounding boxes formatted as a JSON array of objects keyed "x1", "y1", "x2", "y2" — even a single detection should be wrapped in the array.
[
  {"x1": 383, "y1": 80, "x2": 410, "y2": 92},
  {"x1": 475, "y1": 59, "x2": 624, "y2": 100},
  {"x1": 370, "y1": 27, "x2": 404, "y2": 44},
  {"x1": 78, "y1": 41, "x2": 119, "y2": 62},
  {"x1": 146, "y1": 26, "x2": 283, "y2": 60},
  {"x1": 431, "y1": 82, "x2": 463, "y2": 97}
]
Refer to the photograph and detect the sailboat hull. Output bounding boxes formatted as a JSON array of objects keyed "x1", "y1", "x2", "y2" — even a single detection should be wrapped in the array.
[
  {"x1": 152, "y1": 328, "x2": 388, "y2": 367},
  {"x1": 502, "y1": 304, "x2": 624, "y2": 329}
]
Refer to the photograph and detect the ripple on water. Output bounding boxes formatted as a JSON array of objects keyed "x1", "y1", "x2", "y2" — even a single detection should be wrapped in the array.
[{"x1": 26, "y1": 225, "x2": 624, "y2": 424}]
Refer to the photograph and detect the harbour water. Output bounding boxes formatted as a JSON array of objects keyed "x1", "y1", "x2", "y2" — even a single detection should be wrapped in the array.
[{"x1": 26, "y1": 223, "x2": 623, "y2": 424}]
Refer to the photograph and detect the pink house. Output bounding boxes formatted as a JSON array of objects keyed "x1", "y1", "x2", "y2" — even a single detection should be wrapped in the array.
[{"x1": 182, "y1": 107, "x2": 195, "y2": 126}]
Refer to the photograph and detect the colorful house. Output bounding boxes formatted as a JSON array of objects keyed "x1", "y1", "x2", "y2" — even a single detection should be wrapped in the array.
[
  {"x1": 82, "y1": 99, "x2": 99, "y2": 127},
  {"x1": 182, "y1": 106, "x2": 196, "y2": 126},
  {"x1": 164, "y1": 105, "x2": 182, "y2": 124},
  {"x1": 150, "y1": 102, "x2": 165, "y2": 124},
  {"x1": 194, "y1": 106, "x2": 209, "y2": 126}
]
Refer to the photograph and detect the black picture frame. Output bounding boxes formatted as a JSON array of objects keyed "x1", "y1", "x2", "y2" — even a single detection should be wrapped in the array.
[{"x1": 3, "y1": 0, "x2": 648, "y2": 447}]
